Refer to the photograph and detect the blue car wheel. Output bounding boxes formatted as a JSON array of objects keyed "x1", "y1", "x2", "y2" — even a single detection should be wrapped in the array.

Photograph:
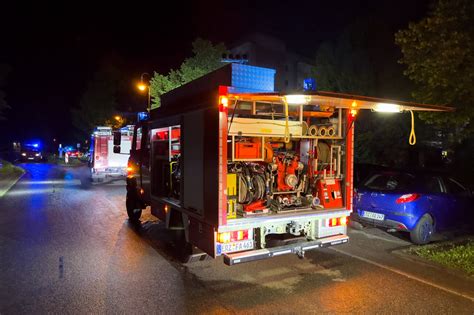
[{"x1": 410, "y1": 214, "x2": 434, "y2": 245}]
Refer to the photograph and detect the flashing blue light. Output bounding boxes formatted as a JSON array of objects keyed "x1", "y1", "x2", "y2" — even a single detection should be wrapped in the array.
[
  {"x1": 137, "y1": 111, "x2": 150, "y2": 121},
  {"x1": 304, "y1": 78, "x2": 316, "y2": 91},
  {"x1": 24, "y1": 142, "x2": 41, "y2": 149}
]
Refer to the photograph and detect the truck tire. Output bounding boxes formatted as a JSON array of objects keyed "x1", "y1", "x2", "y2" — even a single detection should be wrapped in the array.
[
  {"x1": 410, "y1": 214, "x2": 434, "y2": 245},
  {"x1": 126, "y1": 192, "x2": 142, "y2": 222}
]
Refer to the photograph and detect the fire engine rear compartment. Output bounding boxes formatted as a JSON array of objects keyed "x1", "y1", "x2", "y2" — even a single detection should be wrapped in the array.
[
  {"x1": 135, "y1": 63, "x2": 452, "y2": 265},
  {"x1": 149, "y1": 90, "x2": 353, "y2": 262}
]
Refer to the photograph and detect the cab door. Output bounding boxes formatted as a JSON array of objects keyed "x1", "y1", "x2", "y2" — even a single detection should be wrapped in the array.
[{"x1": 139, "y1": 124, "x2": 151, "y2": 204}]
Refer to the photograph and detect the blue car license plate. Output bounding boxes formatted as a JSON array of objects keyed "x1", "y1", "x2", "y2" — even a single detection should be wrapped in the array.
[{"x1": 362, "y1": 211, "x2": 384, "y2": 221}]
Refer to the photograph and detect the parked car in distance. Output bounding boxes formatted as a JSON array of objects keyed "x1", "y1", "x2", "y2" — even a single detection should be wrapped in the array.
[
  {"x1": 64, "y1": 146, "x2": 82, "y2": 158},
  {"x1": 353, "y1": 170, "x2": 473, "y2": 244}
]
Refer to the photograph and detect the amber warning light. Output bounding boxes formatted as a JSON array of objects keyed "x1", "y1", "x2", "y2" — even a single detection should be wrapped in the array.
[
  {"x1": 219, "y1": 96, "x2": 229, "y2": 112},
  {"x1": 327, "y1": 217, "x2": 348, "y2": 227},
  {"x1": 217, "y1": 230, "x2": 249, "y2": 243}
]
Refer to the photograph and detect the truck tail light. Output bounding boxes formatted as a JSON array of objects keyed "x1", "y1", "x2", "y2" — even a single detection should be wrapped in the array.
[
  {"x1": 327, "y1": 217, "x2": 348, "y2": 227},
  {"x1": 217, "y1": 230, "x2": 249, "y2": 243},
  {"x1": 396, "y1": 193, "x2": 420, "y2": 204},
  {"x1": 339, "y1": 216, "x2": 348, "y2": 226},
  {"x1": 127, "y1": 162, "x2": 135, "y2": 176}
]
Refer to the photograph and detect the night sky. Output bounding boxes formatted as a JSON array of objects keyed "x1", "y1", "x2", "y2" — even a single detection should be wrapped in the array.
[{"x1": 0, "y1": 1, "x2": 430, "y2": 147}]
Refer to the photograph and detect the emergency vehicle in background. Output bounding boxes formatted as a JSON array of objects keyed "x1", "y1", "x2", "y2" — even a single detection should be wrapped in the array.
[
  {"x1": 115, "y1": 64, "x2": 451, "y2": 265},
  {"x1": 89, "y1": 125, "x2": 133, "y2": 182}
]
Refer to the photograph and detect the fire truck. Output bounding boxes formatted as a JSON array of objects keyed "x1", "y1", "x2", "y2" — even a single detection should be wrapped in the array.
[
  {"x1": 115, "y1": 64, "x2": 451, "y2": 265},
  {"x1": 90, "y1": 126, "x2": 133, "y2": 182}
]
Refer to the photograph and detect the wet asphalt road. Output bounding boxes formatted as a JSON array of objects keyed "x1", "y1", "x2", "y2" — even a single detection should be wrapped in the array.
[{"x1": 0, "y1": 163, "x2": 473, "y2": 314}]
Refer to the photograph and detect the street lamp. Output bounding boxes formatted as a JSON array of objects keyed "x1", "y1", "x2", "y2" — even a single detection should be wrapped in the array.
[{"x1": 137, "y1": 72, "x2": 151, "y2": 112}]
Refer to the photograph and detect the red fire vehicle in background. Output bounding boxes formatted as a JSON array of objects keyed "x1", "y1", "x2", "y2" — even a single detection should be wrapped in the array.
[{"x1": 89, "y1": 126, "x2": 133, "y2": 182}]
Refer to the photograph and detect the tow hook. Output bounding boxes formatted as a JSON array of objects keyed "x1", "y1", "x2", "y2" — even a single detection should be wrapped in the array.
[{"x1": 295, "y1": 248, "x2": 305, "y2": 259}]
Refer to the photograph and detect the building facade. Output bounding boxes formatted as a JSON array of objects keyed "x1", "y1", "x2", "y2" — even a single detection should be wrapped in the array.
[{"x1": 228, "y1": 33, "x2": 315, "y2": 92}]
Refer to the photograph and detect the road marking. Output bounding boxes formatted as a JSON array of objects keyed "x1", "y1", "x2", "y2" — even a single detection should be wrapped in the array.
[
  {"x1": 330, "y1": 247, "x2": 474, "y2": 302},
  {"x1": 17, "y1": 179, "x2": 82, "y2": 185}
]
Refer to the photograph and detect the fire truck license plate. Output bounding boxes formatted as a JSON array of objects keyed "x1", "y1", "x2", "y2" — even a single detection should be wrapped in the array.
[
  {"x1": 220, "y1": 240, "x2": 254, "y2": 254},
  {"x1": 362, "y1": 211, "x2": 384, "y2": 221}
]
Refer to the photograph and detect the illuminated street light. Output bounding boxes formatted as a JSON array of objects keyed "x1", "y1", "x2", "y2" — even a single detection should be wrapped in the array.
[
  {"x1": 114, "y1": 115, "x2": 121, "y2": 121},
  {"x1": 137, "y1": 72, "x2": 151, "y2": 112}
]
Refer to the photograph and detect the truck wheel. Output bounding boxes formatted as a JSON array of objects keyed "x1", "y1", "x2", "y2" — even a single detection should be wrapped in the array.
[
  {"x1": 126, "y1": 192, "x2": 142, "y2": 222},
  {"x1": 410, "y1": 214, "x2": 434, "y2": 245}
]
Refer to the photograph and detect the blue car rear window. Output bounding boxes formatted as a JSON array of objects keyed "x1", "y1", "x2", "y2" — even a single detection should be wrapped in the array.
[{"x1": 363, "y1": 173, "x2": 415, "y2": 191}]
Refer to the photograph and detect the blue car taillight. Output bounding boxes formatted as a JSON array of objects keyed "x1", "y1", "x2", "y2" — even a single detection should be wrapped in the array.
[{"x1": 396, "y1": 193, "x2": 420, "y2": 204}]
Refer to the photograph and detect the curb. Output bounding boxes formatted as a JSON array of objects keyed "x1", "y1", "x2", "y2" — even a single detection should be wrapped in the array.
[{"x1": 0, "y1": 171, "x2": 25, "y2": 198}]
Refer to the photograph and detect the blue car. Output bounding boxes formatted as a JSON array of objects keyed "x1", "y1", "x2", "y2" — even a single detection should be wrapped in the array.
[{"x1": 353, "y1": 170, "x2": 473, "y2": 244}]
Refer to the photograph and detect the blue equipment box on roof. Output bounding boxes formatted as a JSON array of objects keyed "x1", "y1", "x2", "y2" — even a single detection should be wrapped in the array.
[
  {"x1": 228, "y1": 63, "x2": 275, "y2": 93},
  {"x1": 157, "y1": 63, "x2": 276, "y2": 116}
]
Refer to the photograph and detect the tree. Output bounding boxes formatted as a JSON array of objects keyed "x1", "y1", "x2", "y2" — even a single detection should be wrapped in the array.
[
  {"x1": 395, "y1": 0, "x2": 474, "y2": 138},
  {"x1": 313, "y1": 19, "x2": 418, "y2": 166},
  {"x1": 149, "y1": 38, "x2": 227, "y2": 109},
  {"x1": 0, "y1": 64, "x2": 11, "y2": 120},
  {"x1": 72, "y1": 63, "x2": 121, "y2": 137},
  {"x1": 313, "y1": 19, "x2": 377, "y2": 96}
]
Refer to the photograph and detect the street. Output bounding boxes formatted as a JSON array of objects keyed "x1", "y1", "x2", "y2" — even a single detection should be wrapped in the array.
[{"x1": 1, "y1": 163, "x2": 473, "y2": 314}]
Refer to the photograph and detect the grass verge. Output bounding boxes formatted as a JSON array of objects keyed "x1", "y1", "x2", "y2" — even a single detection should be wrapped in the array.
[
  {"x1": 0, "y1": 160, "x2": 25, "y2": 198},
  {"x1": 0, "y1": 159, "x2": 24, "y2": 177},
  {"x1": 409, "y1": 239, "x2": 474, "y2": 276}
]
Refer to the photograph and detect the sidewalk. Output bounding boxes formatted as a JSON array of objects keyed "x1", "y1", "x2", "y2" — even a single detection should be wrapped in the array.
[{"x1": 336, "y1": 227, "x2": 474, "y2": 301}]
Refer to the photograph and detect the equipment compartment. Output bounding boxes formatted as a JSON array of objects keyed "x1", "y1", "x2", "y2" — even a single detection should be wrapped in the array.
[{"x1": 225, "y1": 100, "x2": 347, "y2": 220}]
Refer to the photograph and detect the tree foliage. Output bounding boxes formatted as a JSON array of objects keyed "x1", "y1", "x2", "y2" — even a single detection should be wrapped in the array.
[
  {"x1": 0, "y1": 64, "x2": 11, "y2": 120},
  {"x1": 72, "y1": 63, "x2": 121, "y2": 137},
  {"x1": 314, "y1": 20, "x2": 376, "y2": 96},
  {"x1": 395, "y1": 0, "x2": 474, "y2": 137},
  {"x1": 149, "y1": 38, "x2": 227, "y2": 109},
  {"x1": 314, "y1": 20, "x2": 419, "y2": 166}
]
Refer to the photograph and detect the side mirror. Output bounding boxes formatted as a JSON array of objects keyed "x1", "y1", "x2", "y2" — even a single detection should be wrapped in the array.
[
  {"x1": 113, "y1": 131, "x2": 122, "y2": 146},
  {"x1": 113, "y1": 145, "x2": 121, "y2": 154}
]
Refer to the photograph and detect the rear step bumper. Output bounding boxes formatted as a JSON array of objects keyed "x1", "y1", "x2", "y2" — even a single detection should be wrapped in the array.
[{"x1": 224, "y1": 234, "x2": 349, "y2": 266}]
